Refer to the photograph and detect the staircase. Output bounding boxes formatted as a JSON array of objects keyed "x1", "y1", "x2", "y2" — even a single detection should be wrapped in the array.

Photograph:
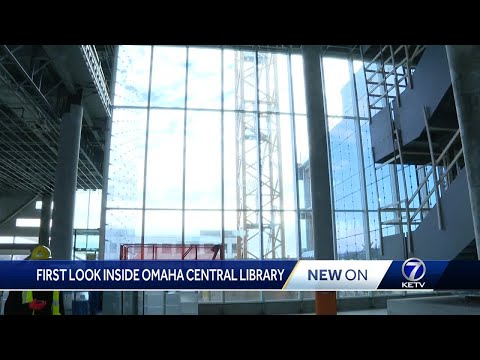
[
  {"x1": 381, "y1": 168, "x2": 475, "y2": 260},
  {"x1": 363, "y1": 45, "x2": 475, "y2": 260},
  {"x1": 368, "y1": 45, "x2": 459, "y2": 165}
]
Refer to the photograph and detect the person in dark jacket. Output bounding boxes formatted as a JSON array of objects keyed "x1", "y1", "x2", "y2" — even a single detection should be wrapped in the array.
[{"x1": 3, "y1": 245, "x2": 65, "y2": 316}]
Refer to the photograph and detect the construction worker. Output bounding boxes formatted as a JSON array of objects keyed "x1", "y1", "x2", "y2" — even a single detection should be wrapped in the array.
[{"x1": 3, "y1": 245, "x2": 64, "y2": 316}]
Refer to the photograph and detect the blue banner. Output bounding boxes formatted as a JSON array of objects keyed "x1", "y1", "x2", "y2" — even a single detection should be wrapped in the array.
[
  {"x1": 0, "y1": 259, "x2": 479, "y2": 291},
  {"x1": 0, "y1": 260, "x2": 297, "y2": 290}
]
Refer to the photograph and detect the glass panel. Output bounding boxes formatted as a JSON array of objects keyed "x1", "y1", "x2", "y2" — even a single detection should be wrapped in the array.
[
  {"x1": 263, "y1": 291, "x2": 298, "y2": 301},
  {"x1": 185, "y1": 111, "x2": 221, "y2": 209},
  {"x1": 224, "y1": 210, "x2": 260, "y2": 259},
  {"x1": 107, "y1": 108, "x2": 147, "y2": 209},
  {"x1": 145, "y1": 109, "x2": 184, "y2": 209},
  {"x1": 223, "y1": 49, "x2": 236, "y2": 111},
  {"x1": 323, "y1": 57, "x2": 354, "y2": 117},
  {"x1": 302, "y1": 291, "x2": 315, "y2": 300},
  {"x1": 369, "y1": 227, "x2": 382, "y2": 259},
  {"x1": 225, "y1": 111, "x2": 259, "y2": 211},
  {"x1": 74, "y1": 251, "x2": 86, "y2": 260},
  {"x1": 295, "y1": 115, "x2": 311, "y2": 210},
  {"x1": 335, "y1": 211, "x2": 366, "y2": 260},
  {"x1": 223, "y1": 227, "x2": 237, "y2": 259},
  {"x1": 75, "y1": 234, "x2": 87, "y2": 249},
  {"x1": 144, "y1": 210, "x2": 182, "y2": 245},
  {"x1": 376, "y1": 165, "x2": 395, "y2": 209},
  {"x1": 258, "y1": 52, "x2": 290, "y2": 113},
  {"x1": 87, "y1": 191, "x2": 102, "y2": 229},
  {"x1": 105, "y1": 210, "x2": 143, "y2": 260},
  {"x1": 74, "y1": 233, "x2": 99, "y2": 260},
  {"x1": 361, "y1": 120, "x2": 379, "y2": 212},
  {"x1": 74, "y1": 190, "x2": 101, "y2": 229},
  {"x1": 224, "y1": 291, "x2": 261, "y2": 302},
  {"x1": 223, "y1": 112, "x2": 238, "y2": 210},
  {"x1": 224, "y1": 51, "x2": 257, "y2": 112},
  {"x1": 184, "y1": 210, "x2": 221, "y2": 245},
  {"x1": 338, "y1": 290, "x2": 369, "y2": 298},
  {"x1": 198, "y1": 291, "x2": 222, "y2": 303},
  {"x1": 354, "y1": 60, "x2": 369, "y2": 118},
  {"x1": 150, "y1": 46, "x2": 186, "y2": 108},
  {"x1": 329, "y1": 117, "x2": 362, "y2": 211},
  {"x1": 114, "y1": 45, "x2": 151, "y2": 107},
  {"x1": 187, "y1": 47, "x2": 221, "y2": 110},
  {"x1": 291, "y1": 55, "x2": 306, "y2": 114},
  {"x1": 300, "y1": 211, "x2": 313, "y2": 258},
  {"x1": 74, "y1": 191, "x2": 90, "y2": 228},
  {"x1": 260, "y1": 114, "x2": 295, "y2": 211},
  {"x1": 262, "y1": 211, "x2": 297, "y2": 259}
]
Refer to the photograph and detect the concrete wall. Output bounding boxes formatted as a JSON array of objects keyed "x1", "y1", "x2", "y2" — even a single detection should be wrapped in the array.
[
  {"x1": 379, "y1": 233, "x2": 406, "y2": 260},
  {"x1": 413, "y1": 168, "x2": 474, "y2": 260}
]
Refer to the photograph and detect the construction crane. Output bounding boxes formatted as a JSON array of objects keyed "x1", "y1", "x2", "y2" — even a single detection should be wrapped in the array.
[{"x1": 235, "y1": 51, "x2": 286, "y2": 259}]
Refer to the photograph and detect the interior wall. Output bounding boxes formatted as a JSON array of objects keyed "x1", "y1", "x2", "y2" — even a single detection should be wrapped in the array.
[{"x1": 0, "y1": 191, "x2": 40, "y2": 238}]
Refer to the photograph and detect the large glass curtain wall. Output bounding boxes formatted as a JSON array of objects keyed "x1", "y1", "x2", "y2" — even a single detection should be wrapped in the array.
[
  {"x1": 105, "y1": 46, "x2": 423, "y2": 304},
  {"x1": 324, "y1": 56, "x2": 429, "y2": 298},
  {"x1": 105, "y1": 46, "x2": 311, "y2": 303}
]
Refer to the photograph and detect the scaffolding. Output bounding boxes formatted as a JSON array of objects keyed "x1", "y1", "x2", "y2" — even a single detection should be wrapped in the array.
[
  {"x1": 361, "y1": 45, "x2": 464, "y2": 257},
  {"x1": 235, "y1": 51, "x2": 285, "y2": 259}
]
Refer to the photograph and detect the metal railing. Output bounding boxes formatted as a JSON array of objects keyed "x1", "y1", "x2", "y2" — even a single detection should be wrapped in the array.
[
  {"x1": 376, "y1": 119, "x2": 463, "y2": 257},
  {"x1": 363, "y1": 45, "x2": 425, "y2": 111},
  {"x1": 79, "y1": 45, "x2": 112, "y2": 117},
  {"x1": 362, "y1": 44, "x2": 465, "y2": 257}
]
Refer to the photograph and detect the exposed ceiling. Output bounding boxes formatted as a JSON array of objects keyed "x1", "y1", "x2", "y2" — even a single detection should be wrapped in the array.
[{"x1": 0, "y1": 45, "x2": 115, "y2": 195}]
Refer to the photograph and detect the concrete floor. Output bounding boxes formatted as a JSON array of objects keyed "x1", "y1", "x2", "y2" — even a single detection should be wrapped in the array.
[{"x1": 387, "y1": 295, "x2": 480, "y2": 315}]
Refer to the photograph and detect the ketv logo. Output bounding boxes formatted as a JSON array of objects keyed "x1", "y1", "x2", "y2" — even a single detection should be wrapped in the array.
[{"x1": 401, "y1": 258, "x2": 426, "y2": 289}]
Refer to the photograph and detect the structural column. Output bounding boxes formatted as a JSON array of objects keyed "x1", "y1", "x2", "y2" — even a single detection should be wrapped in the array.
[
  {"x1": 38, "y1": 193, "x2": 53, "y2": 247},
  {"x1": 445, "y1": 46, "x2": 480, "y2": 259},
  {"x1": 302, "y1": 46, "x2": 337, "y2": 314},
  {"x1": 50, "y1": 93, "x2": 83, "y2": 260}
]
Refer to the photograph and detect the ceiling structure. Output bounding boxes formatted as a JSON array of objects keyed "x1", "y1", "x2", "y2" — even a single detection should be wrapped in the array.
[
  {"x1": 0, "y1": 44, "x2": 365, "y2": 196},
  {"x1": 0, "y1": 45, "x2": 114, "y2": 194}
]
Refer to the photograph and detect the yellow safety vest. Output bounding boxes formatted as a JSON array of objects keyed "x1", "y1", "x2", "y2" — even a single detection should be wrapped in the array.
[{"x1": 22, "y1": 291, "x2": 61, "y2": 315}]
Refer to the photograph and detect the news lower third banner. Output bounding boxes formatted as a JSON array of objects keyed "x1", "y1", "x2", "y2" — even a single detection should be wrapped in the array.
[{"x1": 0, "y1": 259, "x2": 479, "y2": 291}]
